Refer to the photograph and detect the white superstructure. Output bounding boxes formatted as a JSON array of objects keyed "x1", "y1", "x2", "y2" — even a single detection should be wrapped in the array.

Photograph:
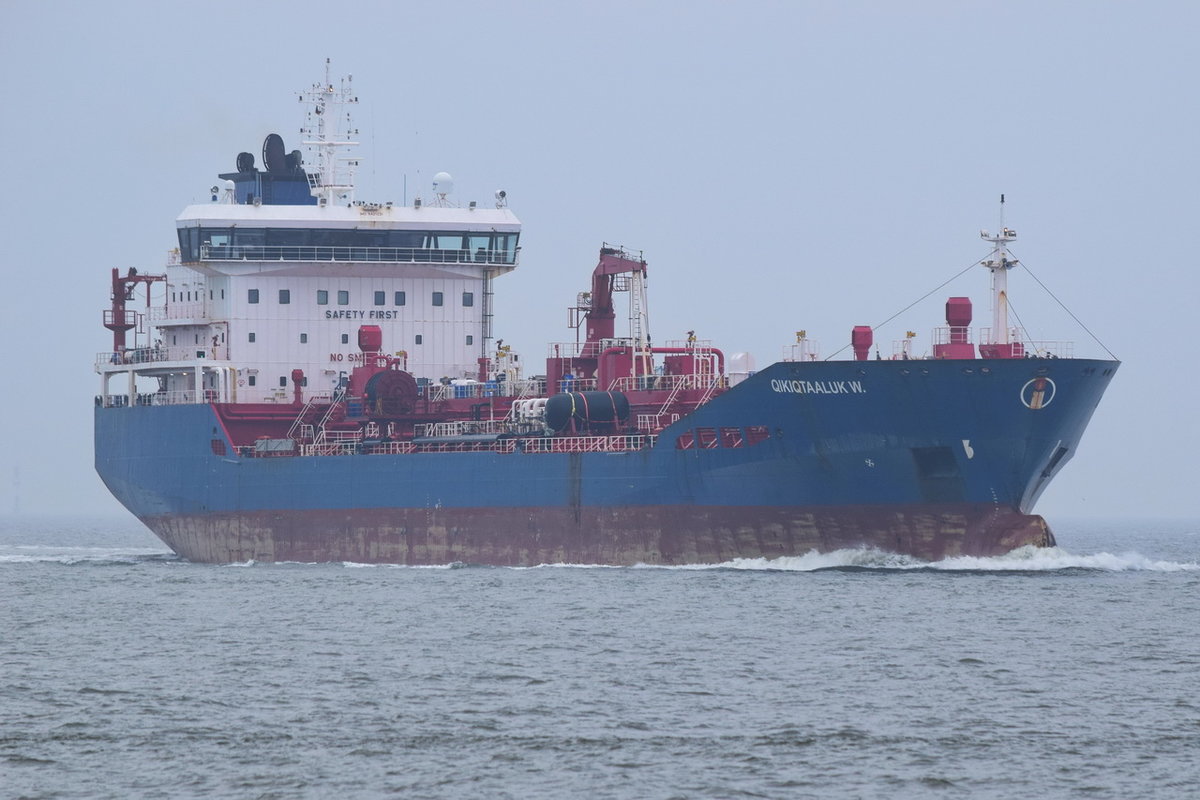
[{"x1": 97, "y1": 63, "x2": 521, "y2": 405}]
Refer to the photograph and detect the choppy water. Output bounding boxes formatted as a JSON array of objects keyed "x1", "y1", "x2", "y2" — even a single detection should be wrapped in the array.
[{"x1": 2, "y1": 516, "x2": 1198, "y2": 799}]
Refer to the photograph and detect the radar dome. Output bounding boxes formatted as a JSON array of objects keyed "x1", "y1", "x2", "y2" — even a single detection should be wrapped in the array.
[{"x1": 432, "y1": 172, "x2": 454, "y2": 195}]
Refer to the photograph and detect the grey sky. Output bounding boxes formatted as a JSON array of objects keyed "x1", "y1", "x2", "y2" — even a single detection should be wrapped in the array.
[{"x1": 1, "y1": 0, "x2": 1195, "y2": 520}]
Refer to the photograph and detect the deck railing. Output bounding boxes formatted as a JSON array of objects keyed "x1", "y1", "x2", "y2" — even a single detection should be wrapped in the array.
[
  {"x1": 97, "y1": 390, "x2": 216, "y2": 408},
  {"x1": 295, "y1": 433, "x2": 658, "y2": 457},
  {"x1": 424, "y1": 378, "x2": 545, "y2": 402},
  {"x1": 197, "y1": 244, "x2": 518, "y2": 266},
  {"x1": 96, "y1": 345, "x2": 230, "y2": 368}
]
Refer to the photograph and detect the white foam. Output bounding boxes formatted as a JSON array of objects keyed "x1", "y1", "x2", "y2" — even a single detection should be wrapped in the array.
[
  {"x1": 339, "y1": 560, "x2": 457, "y2": 569},
  {"x1": 928, "y1": 545, "x2": 1200, "y2": 572},
  {"x1": 650, "y1": 545, "x2": 1200, "y2": 573},
  {"x1": 0, "y1": 545, "x2": 172, "y2": 565}
]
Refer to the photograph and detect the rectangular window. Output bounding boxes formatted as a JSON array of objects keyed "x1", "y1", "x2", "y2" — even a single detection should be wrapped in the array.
[
  {"x1": 338, "y1": 290, "x2": 349, "y2": 305},
  {"x1": 394, "y1": 291, "x2": 406, "y2": 306},
  {"x1": 279, "y1": 377, "x2": 287, "y2": 388},
  {"x1": 300, "y1": 333, "x2": 308, "y2": 344},
  {"x1": 279, "y1": 289, "x2": 290, "y2": 304},
  {"x1": 248, "y1": 289, "x2": 259, "y2": 304},
  {"x1": 415, "y1": 334, "x2": 423, "y2": 345},
  {"x1": 462, "y1": 292, "x2": 474, "y2": 307},
  {"x1": 248, "y1": 375, "x2": 256, "y2": 386},
  {"x1": 317, "y1": 290, "x2": 329, "y2": 305},
  {"x1": 466, "y1": 335, "x2": 474, "y2": 345},
  {"x1": 341, "y1": 334, "x2": 349, "y2": 344},
  {"x1": 432, "y1": 291, "x2": 444, "y2": 307},
  {"x1": 248, "y1": 332, "x2": 256, "y2": 343},
  {"x1": 374, "y1": 291, "x2": 385, "y2": 306}
]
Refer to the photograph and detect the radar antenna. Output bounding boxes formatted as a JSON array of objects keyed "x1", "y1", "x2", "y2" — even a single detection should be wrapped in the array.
[{"x1": 300, "y1": 58, "x2": 360, "y2": 205}]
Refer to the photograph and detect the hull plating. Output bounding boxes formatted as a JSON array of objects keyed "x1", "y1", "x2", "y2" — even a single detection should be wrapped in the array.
[
  {"x1": 143, "y1": 504, "x2": 1053, "y2": 565},
  {"x1": 96, "y1": 359, "x2": 1116, "y2": 565}
]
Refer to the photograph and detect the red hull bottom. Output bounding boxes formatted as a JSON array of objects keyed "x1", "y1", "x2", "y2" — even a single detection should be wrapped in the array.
[{"x1": 142, "y1": 504, "x2": 1055, "y2": 565}]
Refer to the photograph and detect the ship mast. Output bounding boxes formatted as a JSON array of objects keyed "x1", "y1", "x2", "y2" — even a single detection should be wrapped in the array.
[
  {"x1": 301, "y1": 58, "x2": 360, "y2": 206},
  {"x1": 980, "y1": 194, "x2": 1019, "y2": 346}
]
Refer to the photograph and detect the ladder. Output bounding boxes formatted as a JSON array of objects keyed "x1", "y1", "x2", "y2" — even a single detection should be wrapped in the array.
[
  {"x1": 311, "y1": 398, "x2": 342, "y2": 447},
  {"x1": 286, "y1": 396, "x2": 320, "y2": 440}
]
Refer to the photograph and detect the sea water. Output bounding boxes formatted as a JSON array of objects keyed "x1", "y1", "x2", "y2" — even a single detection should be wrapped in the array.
[{"x1": 2, "y1": 516, "x2": 1198, "y2": 799}]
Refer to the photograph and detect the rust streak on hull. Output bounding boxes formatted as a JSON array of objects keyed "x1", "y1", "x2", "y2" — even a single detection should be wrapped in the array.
[{"x1": 143, "y1": 504, "x2": 1054, "y2": 565}]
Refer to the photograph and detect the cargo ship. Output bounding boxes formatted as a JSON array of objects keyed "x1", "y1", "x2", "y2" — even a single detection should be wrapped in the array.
[{"x1": 94, "y1": 64, "x2": 1119, "y2": 565}]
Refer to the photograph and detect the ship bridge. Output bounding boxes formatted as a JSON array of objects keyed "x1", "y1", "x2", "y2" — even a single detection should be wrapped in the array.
[{"x1": 175, "y1": 204, "x2": 520, "y2": 273}]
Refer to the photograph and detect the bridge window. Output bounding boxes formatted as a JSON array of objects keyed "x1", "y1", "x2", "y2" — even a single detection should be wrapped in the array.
[
  {"x1": 317, "y1": 290, "x2": 328, "y2": 305},
  {"x1": 179, "y1": 226, "x2": 521, "y2": 265},
  {"x1": 432, "y1": 292, "x2": 444, "y2": 307},
  {"x1": 462, "y1": 292, "x2": 474, "y2": 307},
  {"x1": 466, "y1": 335, "x2": 474, "y2": 345},
  {"x1": 337, "y1": 290, "x2": 349, "y2": 305},
  {"x1": 394, "y1": 291, "x2": 406, "y2": 306},
  {"x1": 415, "y1": 335, "x2": 423, "y2": 345},
  {"x1": 374, "y1": 291, "x2": 385, "y2": 306},
  {"x1": 248, "y1": 332, "x2": 255, "y2": 342},
  {"x1": 248, "y1": 289, "x2": 259, "y2": 304},
  {"x1": 279, "y1": 289, "x2": 290, "y2": 304}
]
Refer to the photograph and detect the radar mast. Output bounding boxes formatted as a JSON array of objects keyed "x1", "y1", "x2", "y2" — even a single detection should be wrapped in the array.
[
  {"x1": 300, "y1": 58, "x2": 360, "y2": 206},
  {"x1": 980, "y1": 194, "x2": 1019, "y2": 349}
]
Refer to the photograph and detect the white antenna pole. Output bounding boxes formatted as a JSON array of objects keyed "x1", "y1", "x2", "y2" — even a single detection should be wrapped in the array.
[{"x1": 980, "y1": 194, "x2": 1018, "y2": 346}]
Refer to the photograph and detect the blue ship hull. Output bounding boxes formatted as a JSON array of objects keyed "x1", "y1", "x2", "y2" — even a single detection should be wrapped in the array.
[{"x1": 94, "y1": 358, "x2": 1117, "y2": 564}]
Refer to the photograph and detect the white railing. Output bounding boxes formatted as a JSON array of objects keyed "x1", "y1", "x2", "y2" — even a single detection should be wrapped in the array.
[
  {"x1": 782, "y1": 340, "x2": 821, "y2": 362},
  {"x1": 979, "y1": 328, "x2": 1075, "y2": 358},
  {"x1": 415, "y1": 420, "x2": 510, "y2": 438},
  {"x1": 1021, "y1": 341, "x2": 1075, "y2": 358},
  {"x1": 607, "y1": 372, "x2": 722, "y2": 393},
  {"x1": 198, "y1": 244, "x2": 518, "y2": 266},
  {"x1": 661, "y1": 338, "x2": 715, "y2": 350},
  {"x1": 95, "y1": 345, "x2": 230, "y2": 368},
  {"x1": 295, "y1": 433, "x2": 658, "y2": 457},
  {"x1": 424, "y1": 378, "x2": 543, "y2": 402},
  {"x1": 638, "y1": 412, "x2": 680, "y2": 431},
  {"x1": 98, "y1": 390, "x2": 216, "y2": 408},
  {"x1": 149, "y1": 303, "x2": 210, "y2": 321},
  {"x1": 932, "y1": 326, "x2": 973, "y2": 346}
]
